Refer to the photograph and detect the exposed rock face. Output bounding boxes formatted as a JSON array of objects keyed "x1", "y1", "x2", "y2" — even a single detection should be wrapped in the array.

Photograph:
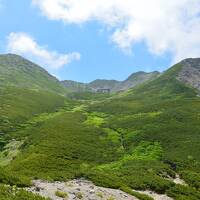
[{"x1": 177, "y1": 58, "x2": 200, "y2": 92}]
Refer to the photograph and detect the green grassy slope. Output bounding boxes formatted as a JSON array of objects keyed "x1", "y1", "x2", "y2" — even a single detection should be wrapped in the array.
[
  {"x1": 0, "y1": 184, "x2": 48, "y2": 200},
  {"x1": 85, "y1": 62, "x2": 200, "y2": 198},
  {"x1": 0, "y1": 58, "x2": 200, "y2": 199},
  {"x1": 0, "y1": 54, "x2": 68, "y2": 199},
  {"x1": 0, "y1": 54, "x2": 66, "y2": 93},
  {"x1": 0, "y1": 86, "x2": 65, "y2": 134},
  {"x1": 0, "y1": 54, "x2": 66, "y2": 151},
  {"x1": 8, "y1": 111, "x2": 122, "y2": 179}
]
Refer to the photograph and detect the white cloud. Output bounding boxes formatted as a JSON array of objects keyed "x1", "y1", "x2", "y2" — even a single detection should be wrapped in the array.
[
  {"x1": 6, "y1": 32, "x2": 81, "y2": 70},
  {"x1": 32, "y1": 0, "x2": 200, "y2": 62}
]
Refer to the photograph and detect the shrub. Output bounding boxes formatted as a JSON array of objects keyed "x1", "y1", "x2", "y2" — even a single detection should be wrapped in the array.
[
  {"x1": 166, "y1": 184, "x2": 200, "y2": 200},
  {"x1": 96, "y1": 192, "x2": 103, "y2": 198},
  {"x1": 120, "y1": 186, "x2": 153, "y2": 200},
  {"x1": 55, "y1": 190, "x2": 68, "y2": 198},
  {"x1": 76, "y1": 192, "x2": 83, "y2": 199}
]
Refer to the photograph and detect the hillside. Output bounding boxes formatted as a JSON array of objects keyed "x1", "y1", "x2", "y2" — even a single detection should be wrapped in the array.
[
  {"x1": 0, "y1": 54, "x2": 66, "y2": 93},
  {"x1": 61, "y1": 71, "x2": 160, "y2": 93},
  {"x1": 0, "y1": 54, "x2": 66, "y2": 145},
  {"x1": 0, "y1": 56, "x2": 200, "y2": 200},
  {"x1": 86, "y1": 59, "x2": 200, "y2": 198}
]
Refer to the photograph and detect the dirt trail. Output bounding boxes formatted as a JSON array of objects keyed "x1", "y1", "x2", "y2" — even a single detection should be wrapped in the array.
[{"x1": 172, "y1": 174, "x2": 186, "y2": 185}]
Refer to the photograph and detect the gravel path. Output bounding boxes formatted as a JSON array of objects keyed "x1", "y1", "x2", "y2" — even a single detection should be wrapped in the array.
[{"x1": 172, "y1": 174, "x2": 186, "y2": 185}]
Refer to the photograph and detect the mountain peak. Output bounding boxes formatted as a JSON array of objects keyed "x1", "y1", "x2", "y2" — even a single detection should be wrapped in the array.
[
  {"x1": 0, "y1": 54, "x2": 65, "y2": 93},
  {"x1": 179, "y1": 58, "x2": 200, "y2": 69},
  {"x1": 177, "y1": 57, "x2": 200, "y2": 91},
  {"x1": 62, "y1": 71, "x2": 160, "y2": 93},
  {"x1": 126, "y1": 71, "x2": 160, "y2": 81}
]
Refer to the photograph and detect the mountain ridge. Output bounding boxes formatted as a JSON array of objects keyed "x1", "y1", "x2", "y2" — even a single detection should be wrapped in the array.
[
  {"x1": 0, "y1": 54, "x2": 66, "y2": 94},
  {"x1": 1, "y1": 54, "x2": 200, "y2": 95},
  {"x1": 61, "y1": 71, "x2": 161, "y2": 93},
  {"x1": 0, "y1": 54, "x2": 200, "y2": 200}
]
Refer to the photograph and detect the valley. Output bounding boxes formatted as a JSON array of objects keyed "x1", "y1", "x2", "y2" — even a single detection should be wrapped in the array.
[{"x1": 0, "y1": 54, "x2": 200, "y2": 200}]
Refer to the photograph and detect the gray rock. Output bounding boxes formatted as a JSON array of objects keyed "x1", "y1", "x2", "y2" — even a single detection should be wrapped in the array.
[{"x1": 177, "y1": 58, "x2": 200, "y2": 91}]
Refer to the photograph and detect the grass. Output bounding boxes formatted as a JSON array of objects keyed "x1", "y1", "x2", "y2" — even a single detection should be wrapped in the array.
[
  {"x1": 0, "y1": 86, "x2": 65, "y2": 136},
  {"x1": 84, "y1": 115, "x2": 105, "y2": 127},
  {"x1": 166, "y1": 184, "x2": 200, "y2": 200},
  {"x1": 0, "y1": 139, "x2": 24, "y2": 166},
  {"x1": 84, "y1": 68, "x2": 200, "y2": 198},
  {"x1": 0, "y1": 59, "x2": 200, "y2": 199},
  {"x1": 0, "y1": 54, "x2": 66, "y2": 94},
  {"x1": 96, "y1": 192, "x2": 104, "y2": 198},
  {"x1": 55, "y1": 190, "x2": 68, "y2": 198},
  {"x1": 131, "y1": 141, "x2": 163, "y2": 160},
  {"x1": 107, "y1": 197, "x2": 115, "y2": 200},
  {"x1": 75, "y1": 192, "x2": 83, "y2": 199},
  {"x1": 2, "y1": 85, "x2": 200, "y2": 199},
  {"x1": 7, "y1": 111, "x2": 122, "y2": 180},
  {"x1": 120, "y1": 186, "x2": 153, "y2": 200},
  {"x1": 0, "y1": 184, "x2": 49, "y2": 200}
]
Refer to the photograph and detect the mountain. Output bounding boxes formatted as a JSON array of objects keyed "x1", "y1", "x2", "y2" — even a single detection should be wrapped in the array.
[
  {"x1": 61, "y1": 71, "x2": 160, "y2": 93},
  {"x1": 112, "y1": 71, "x2": 160, "y2": 92},
  {"x1": 84, "y1": 58, "x2": 200, "y2": 199},
  {"x1": 0, "y1": 55, "x2": 200, "y2": 200},
  {"x1": 176, "y1": 58, "x2": 200, "y2": 92},
  {"x1": 88, "y1": 79, "x2": 120, "y2": 91},
  {"x1": 0, "y1": 54, "x2": 66, "y2": 94},
  {"x1": 61, "y1": 80, "x2": 90, "y2": 92},
  {"x1": 0, "y1": 54, "x2": 66, "y2": 135}
]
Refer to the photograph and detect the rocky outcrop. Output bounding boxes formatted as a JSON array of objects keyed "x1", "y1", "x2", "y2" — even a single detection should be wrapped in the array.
[
  {"x1": 27, "y1": 179, "x2": 138, "y2": 200},
  {"x1": 177, "y1": 58, "x2": 200, "y2": 92}
]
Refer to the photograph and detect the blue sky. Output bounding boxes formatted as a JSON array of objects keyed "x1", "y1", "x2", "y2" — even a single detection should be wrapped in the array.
[{"x1": 0, "y1": 0, "x2": 199, "y2": 82}]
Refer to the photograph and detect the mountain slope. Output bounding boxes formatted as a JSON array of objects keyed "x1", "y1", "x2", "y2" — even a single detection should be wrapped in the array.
[
  {"x1": 0, "y1": 54, "x2": 66, "y2": 137},
  {"x1": 85, "y1": 58, "x2": 200, "y2": 198},
  {"x1": 61, "y1": 80, "x2": 90, "y2": 92},
  {"x1": 0, "y1": 56, "x2": 200, "y2": 200},
  {"x1": 0, "y1": 54, "x2": 66, "y2": 94},
  {"x1": 88, "y1": 79, "x2": 120, "y2": 91},
  {"x1": 112, "y1": 71, "x2": 160, "y2": 92}
]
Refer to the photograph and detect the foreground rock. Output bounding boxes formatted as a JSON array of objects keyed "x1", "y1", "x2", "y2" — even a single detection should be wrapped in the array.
[{"x1": 27, "y1": 179, "x2": 138, "y2": 200}]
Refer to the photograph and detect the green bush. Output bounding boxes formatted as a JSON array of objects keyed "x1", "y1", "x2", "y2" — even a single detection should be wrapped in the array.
[
  {"x1": 181, "y1": 171, "x2": 200, "y2": 189},
  {"x1": 55, "y1": 190, "x2": 68, "y2": 198},
  {"x1": 0, "y1": 184, "x2": 49, "y2": 200},
  {"x1": 0, "y1": 168, "x2": 30, "y2": 187},
  {"x1": 76, "y1": 192, "x2": 83, "y2": 199},
  {"x1": 167, "y1": 184, "x2": 200, "y2": 200},
  {"x1": 120, "y1": 186, "x2": 153, "y2": 200}
]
